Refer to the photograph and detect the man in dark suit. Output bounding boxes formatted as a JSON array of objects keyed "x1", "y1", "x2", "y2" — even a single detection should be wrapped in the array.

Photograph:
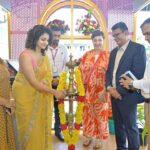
[{"x1": 106, "y1": 22, "x2": 146, "y2": 150}]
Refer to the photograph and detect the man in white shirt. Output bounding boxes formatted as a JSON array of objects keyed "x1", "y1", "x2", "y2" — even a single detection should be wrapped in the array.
[
  {"x1": 120, "y1": 17, "x2": 150, "y2": 149},
  {"x1": 47, "y1": 26, "x2": 68, "y2": 141},
  {"x1": 106, "y1": 22, "x2": 146, "y2": 150}
]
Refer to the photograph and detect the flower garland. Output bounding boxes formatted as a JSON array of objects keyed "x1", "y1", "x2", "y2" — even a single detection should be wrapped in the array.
[{"x1": 57, "y1": 67, "x2": 85, "y2": 150}]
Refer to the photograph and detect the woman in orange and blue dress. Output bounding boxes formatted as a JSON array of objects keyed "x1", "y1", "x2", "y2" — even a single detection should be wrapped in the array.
[
  {"x1": 79, "y1": 30, "x2": 110, "y2": 149},
  {"x1": 0, "y1": 58, "x2": 16, "y2": 150}
]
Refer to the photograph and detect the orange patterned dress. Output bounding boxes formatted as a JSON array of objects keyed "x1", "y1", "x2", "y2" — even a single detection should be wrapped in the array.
[
  {"x1": 0, "y1": 60, "x2": 16, "y2": 150},
  {"x1": 79, "y1": 50, "x2": 110, "y2": 140}
]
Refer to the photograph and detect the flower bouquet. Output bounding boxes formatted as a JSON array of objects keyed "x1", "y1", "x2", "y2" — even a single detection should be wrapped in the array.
[
  {"x1": 47, "y1": 19, "x2": 70, "y2": 34},
  {"x1": 76, "y1": 10, "x2": 100, "y2": 35}
]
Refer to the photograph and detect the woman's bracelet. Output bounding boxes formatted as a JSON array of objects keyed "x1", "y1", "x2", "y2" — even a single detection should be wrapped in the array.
[{"x1": 10, "y1": 98, "x2": 15, "y2": 101}]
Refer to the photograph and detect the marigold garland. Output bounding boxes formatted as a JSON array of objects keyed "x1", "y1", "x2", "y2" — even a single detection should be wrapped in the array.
[{"x1": 57, "y1": 68, "x2": 85, "y2": 150}]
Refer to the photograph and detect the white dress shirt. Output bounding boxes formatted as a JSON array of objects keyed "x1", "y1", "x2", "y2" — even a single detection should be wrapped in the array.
[
  {"x1": 133, "y1": 58, "x2": 150, "y2": 98},
  {"x1": 112, "y1": 40, "x2": 130, "y2": 87},
  {"x1": 46, "y1": 44, "x2": 68, "y2": 77}
]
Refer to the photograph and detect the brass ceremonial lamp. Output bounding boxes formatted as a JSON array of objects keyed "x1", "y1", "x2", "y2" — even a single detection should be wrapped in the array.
[{"x1": 65, "y1": 54, "x2": 79, "y2": 136}]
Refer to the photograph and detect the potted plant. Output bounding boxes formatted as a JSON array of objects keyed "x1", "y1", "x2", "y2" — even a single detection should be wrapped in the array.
[{"x1": 137, "y1": 104, "x2": 148, "y2": 146}]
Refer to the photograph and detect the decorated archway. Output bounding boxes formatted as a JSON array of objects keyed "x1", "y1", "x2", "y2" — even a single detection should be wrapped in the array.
[{"x1": 38, "y1": 0, "x2": 108, "y2": 50}]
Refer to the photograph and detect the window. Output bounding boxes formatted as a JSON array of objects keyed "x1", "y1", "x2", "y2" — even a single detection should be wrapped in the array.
[{"x1": 39, "y1": 0, "x2": 108, "y2": 59}]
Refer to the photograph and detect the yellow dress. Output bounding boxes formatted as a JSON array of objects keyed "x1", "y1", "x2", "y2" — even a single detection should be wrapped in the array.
[
  {"x1": 12, "y1": 55, "x2": 53, "y2": 150},
  {"x1": 0, "y1": 63, "x2": 16, "y2": 150}
]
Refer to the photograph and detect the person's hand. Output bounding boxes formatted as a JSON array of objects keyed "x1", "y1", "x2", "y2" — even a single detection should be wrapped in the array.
[
  {"x1": 52, "y1": 78, "x2": 59, "y2": 86},
  {"x1": 5, "y1": 98, "x2": 15, "y2": 108},
  {"x1": 119, "y1": 75, "x2": 133, "y2": 89},
  {"x1": 5, "y1": 99, "x2": 15, "y2": 115},
  {"x1": 108, "y1": 87, "x2": 122, "y2": 100},
  {"x1": 98, "y1": 88, "x2": 106, "y2": 101},
  {"x1": 54, "y1": 90, "x2": 66, "y2": 99},
  {"x1": 74, "y1": 59, "x2": 80, "y2": 66},
  {"x1": 40, "y1": 79, "x2": 48, "y2": 86},
  {"x1": 6, "y1": 107, "x2": 15, "y2": 115}
]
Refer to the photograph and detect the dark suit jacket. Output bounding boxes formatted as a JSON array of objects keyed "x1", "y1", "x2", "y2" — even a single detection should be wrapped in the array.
[{"x1": 106, "y1": 40, "x2": 146, "y2": 104}]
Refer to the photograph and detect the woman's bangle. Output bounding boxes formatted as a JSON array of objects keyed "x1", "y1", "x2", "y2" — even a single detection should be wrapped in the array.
[{"x1": 10, "y1": 98, "x2": 15, "y2": 101}]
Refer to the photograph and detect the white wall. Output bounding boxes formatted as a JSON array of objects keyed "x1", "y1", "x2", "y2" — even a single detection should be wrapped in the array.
[{"x1": 0, "y1": 5, "x2": 9, "y2": 59}]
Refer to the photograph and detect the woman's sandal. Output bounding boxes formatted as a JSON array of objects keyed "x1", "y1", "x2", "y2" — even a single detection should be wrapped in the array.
[
  {"x1": 93, "y1": 139, "x2": 102, "y2": 149},
  {"x1": 83, "y1": 137, "x2": 92, "y2": 147}
]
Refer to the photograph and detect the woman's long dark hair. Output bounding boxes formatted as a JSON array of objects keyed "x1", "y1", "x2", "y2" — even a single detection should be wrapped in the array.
[{"x1": 25, "y1": 25, "x2": 53, "y2": 55}]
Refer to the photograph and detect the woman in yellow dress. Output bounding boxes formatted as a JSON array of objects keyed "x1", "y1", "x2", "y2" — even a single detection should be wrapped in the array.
[
  {"x1": 0, "y1": 58, "x2": 16, "y2": 150},
  {"x1": 12, "y1": 25, "x2": 65, "y2": 150}
]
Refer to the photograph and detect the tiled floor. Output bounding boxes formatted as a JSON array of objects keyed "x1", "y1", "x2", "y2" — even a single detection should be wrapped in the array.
[{"x1": 52, "y1": 131, "x2": 148, "y2": 150}]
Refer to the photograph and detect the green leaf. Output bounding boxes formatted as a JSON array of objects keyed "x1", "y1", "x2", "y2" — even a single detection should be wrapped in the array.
[{"x1": 142, "y1": 125, "x2": 147, "y2": 145}]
